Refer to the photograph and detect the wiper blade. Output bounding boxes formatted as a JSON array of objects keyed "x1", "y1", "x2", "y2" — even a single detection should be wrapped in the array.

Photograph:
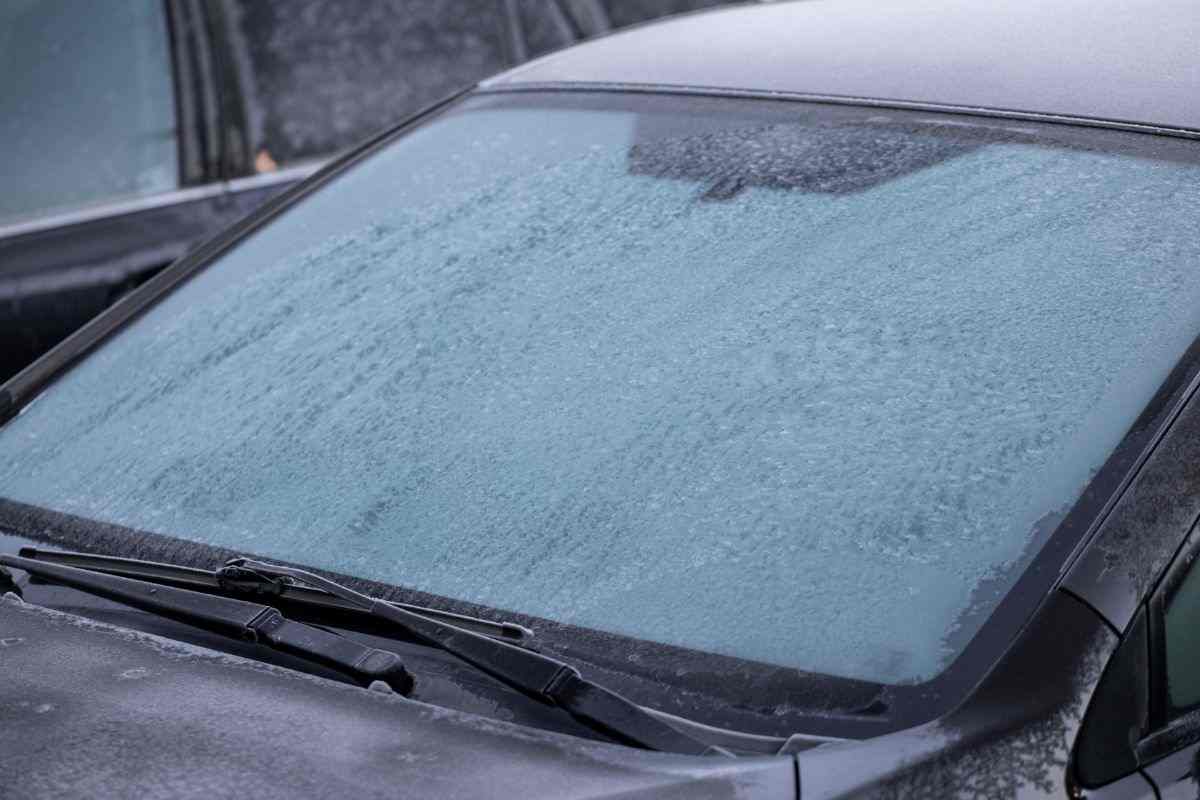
[
  {"x1": 17, "y1": 547, "x2": 533, "y2": 644},
  {"x1": 10, "y1": 548, "x2": 725, "y2": 754},
  {"x1": 223, "y1": 557, "x2": 728, "y2": 756},
  {"x1": 0, "y1": 554, "x2": 414, "y2": 695}
]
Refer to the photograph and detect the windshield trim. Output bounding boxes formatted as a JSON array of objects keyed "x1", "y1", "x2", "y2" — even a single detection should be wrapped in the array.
[
  {"x1": 476, "y1": 81, "x2": 1200, "y2": 142},
  {"x1": 2, "y1": 87, "x2": 1200, "y2": 740}
]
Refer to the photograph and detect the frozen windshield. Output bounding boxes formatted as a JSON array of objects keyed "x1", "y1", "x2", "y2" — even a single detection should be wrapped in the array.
[{"x1": 2, "y1": 93, "x2": 1200, "y2": 686}]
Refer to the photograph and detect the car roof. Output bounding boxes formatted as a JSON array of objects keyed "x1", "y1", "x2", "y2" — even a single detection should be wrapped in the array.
[{"x1": 482, "y1": 0, "x2": 1200, "y2": 135}]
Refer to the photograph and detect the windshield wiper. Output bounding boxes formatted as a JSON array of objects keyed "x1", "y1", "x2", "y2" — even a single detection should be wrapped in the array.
[
  {"x1": 15, "y1": 546, "x2": 533, "y2": 644},
  {"x1": 219, "y1": 557, "x2": 728, "y2": 756},
  {"x1": 7, "y1": 548, "x2": 725, "y2": 754},
  {"x1": 0, "y1": 553, "x2": 414, "y2": 695}
]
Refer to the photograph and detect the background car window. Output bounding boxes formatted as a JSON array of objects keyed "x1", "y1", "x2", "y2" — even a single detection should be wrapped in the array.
[
  {"x1": 4, "y1": 95, "x2": 1200, "y2": 687},
  {"x1": 225, "y1": 0, "x2": 513, "y2": 168},
  {"x1": 599, "y1": 0, "x2": 732, "y2": 28},
  {"x1": 513, "y1": 0, "x2": 584, "y2": 61},
  {"x1": 221, "y1": 0, "x2": 739, "y2": 171},
  {"x1": 1166, "y1": 556, "x2": 1200, "y2": 711},
  {"x1": 0, "y1": 0, "x2": 178, "y2": 225}
]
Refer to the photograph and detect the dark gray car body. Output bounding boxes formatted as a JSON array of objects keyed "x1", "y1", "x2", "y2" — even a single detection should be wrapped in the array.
[
  {"x1": 0, "y1": 594, "x2": 793, "y2": 799},
  {"x1": 3, "y1": 1, "x2": 1200, "y2": 797}
]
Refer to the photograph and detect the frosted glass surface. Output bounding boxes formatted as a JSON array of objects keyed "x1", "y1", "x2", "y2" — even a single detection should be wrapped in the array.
[
  {"x1": 3, "y1": 96, "x2": 1200, "y2": 684},
  {"x1": 0, "y1": 0, "x2": 177, "y2": 224}
]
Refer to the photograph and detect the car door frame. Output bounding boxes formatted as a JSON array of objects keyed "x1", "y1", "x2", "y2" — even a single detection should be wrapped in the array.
[
  {"x1": 1064, "y1": 351, "x2": 1200, "y2": 797},
  {"x1": 1132, "y1": 522, "x2": 1200, "y2": 796}
]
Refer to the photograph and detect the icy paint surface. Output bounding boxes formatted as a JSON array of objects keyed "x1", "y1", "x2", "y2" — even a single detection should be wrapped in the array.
[
  {"x1": 0, "y1": 597, "x2": 794, "y2": 799},
  {"x1": 3, "y1": 98, "x2": 1200, "y2": 684}
]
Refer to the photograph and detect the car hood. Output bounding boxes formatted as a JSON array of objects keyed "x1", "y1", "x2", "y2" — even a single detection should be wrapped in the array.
[{"x1": 0, "y1": 595, "x2": 795, "y2": 799}]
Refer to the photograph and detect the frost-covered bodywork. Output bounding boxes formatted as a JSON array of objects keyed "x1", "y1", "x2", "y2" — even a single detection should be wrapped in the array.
[{"x1": 0, "y1": 595, "x2": 794, "y2": 799}]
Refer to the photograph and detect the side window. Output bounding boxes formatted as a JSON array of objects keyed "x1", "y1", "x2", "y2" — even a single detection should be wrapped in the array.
[
  {"x1": 0, "y1": 0, "x2": 179, "y2": 226},
  {"x1": 1164, "y1": 546, "x2": 1200, "y2": 713}
]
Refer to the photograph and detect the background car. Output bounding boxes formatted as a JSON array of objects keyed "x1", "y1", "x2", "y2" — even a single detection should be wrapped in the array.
[{"x1": 0, "y1": 0, "x2": 734, "y2": 383}]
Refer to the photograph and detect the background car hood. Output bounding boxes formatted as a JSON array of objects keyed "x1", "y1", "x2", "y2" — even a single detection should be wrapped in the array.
[{"x1": 0, "y1": 595, "x2": 794, "y2": 799}]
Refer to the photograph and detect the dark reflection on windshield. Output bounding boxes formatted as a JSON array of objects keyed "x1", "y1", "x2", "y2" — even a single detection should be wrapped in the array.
[{"x1": 629, "y1": 119, "x2": 992, "y2": 199}]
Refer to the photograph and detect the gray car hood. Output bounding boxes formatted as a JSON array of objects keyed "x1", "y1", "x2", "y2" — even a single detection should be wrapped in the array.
[{"x1": 0, "y1": 595, "x2": 795, "y2": 799}]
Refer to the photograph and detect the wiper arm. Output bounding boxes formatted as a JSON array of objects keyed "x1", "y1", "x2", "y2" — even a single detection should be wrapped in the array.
[
  {"x1": 223, "y1": 557, "x2": 728, "y2": 756},
  {"x1": 16, "y1": 547, "x2": 533, "y2": 644},
  {"x1": 0, "y1": 553, "x2": 414, "y2": 695},
  {"x1": 10, "y1": 548, "x2": 726, "y2": 754}
]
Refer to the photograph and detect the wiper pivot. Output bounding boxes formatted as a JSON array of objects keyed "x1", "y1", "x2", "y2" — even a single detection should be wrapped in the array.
[{"x1": 0, "y1": 554, "x2": 414, "y2": 695}]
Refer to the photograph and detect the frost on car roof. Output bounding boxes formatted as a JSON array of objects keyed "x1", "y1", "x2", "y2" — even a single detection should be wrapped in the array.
[
  {"x1": 2, "y1": 95, "x2": 1200, "y2": 685},
  {"x1": 486, "y1": 0, "x2": 1200, "y2": 134}
]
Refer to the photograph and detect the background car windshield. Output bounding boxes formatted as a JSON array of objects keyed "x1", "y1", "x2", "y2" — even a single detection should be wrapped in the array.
[
  {"x1": 0, "y1": 0, "x2": 177, "y2": 225},
  {"x1": 2, "y1": 93, "x2": 1200, "y2": 685}
]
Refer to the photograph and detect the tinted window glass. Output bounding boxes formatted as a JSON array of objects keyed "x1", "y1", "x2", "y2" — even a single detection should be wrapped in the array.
[
  {"x1": 0, "y1": 0, "x2": 177, "y2": 225},
  {"x1": 515, "y1": 0, "x2": 577, "y2": 59},
  {"x1": 3, "y1": 94, "x2": 1200, "y2": 686},
  {"x1": 227, "y1": 0, "x2": 509, "y2": 167},
  {"x1": 1166, "y1": 555, "x2": 1200, "y2": 711},
  {"x1": 600, "y1": 0, "x2": 732, "y2": 28}
]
